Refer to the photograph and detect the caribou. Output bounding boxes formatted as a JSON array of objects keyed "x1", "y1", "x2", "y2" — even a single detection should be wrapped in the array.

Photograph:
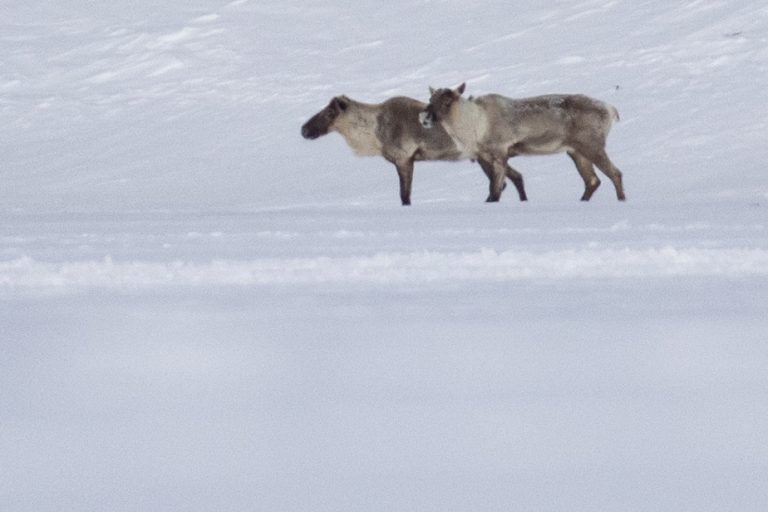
[
  {"x1": 301, "y1": 95, "x2": 526, "y2": 205},
  {"x1": 419, "y1": 83, "x2": 625, "y2": 202}
]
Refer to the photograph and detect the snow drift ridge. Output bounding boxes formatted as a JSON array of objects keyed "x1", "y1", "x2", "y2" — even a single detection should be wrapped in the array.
[{"x1": 3, "y1": 247, "x2": 767, "y2": 290}]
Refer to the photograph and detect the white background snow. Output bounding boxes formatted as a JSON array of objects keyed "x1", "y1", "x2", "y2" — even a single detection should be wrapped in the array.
[{"x1": 2, "y1": 1, "x2": 768, "y2": 510}]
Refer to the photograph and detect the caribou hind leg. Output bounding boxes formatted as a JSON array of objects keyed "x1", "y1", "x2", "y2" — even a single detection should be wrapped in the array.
[
  {"x1": 589, "y1": 149, "x2": 626, "y2": 201},
  {"x1": 568, "y1": 150, "x2": 601, "y2": 201}
]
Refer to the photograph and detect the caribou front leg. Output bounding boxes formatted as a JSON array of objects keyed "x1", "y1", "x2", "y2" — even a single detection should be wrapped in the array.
[
  {"x1": 395, "y1": 159, "x2": 414, "y2": 206},
  {"x1": 504, "y1": 161, "x2": 527, "y2": 201},
  {"x1": 477, "y1": 157, "x2": 507, "y2": 202},
  {"x1": 486, "y1": 158, "x2": 507, "y2": 202}
]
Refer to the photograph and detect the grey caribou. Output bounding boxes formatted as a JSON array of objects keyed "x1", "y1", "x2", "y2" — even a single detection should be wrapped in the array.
[
  {"x1": 301, "y1": 95, "x2": 526, "y2": 205},
  {"x1": 419, "y1": 83, "x2": 625, "y2": 202}
]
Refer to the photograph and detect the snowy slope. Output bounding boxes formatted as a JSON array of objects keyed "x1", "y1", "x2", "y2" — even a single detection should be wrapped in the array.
[
  {"x1": 2, "y1": 2, "x2": 768, "y2": 512},
  {"x1": 2, "y1": 0, "x2": 766, "y2": 210}
]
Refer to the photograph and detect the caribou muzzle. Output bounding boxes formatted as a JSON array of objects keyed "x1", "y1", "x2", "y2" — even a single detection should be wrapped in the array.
[
  {"x1": 418, "y1": 107, "x2": 435, "y2": 129},
  {"x1": 301, "y1": 122, "x2": 322, "y2": 140}
]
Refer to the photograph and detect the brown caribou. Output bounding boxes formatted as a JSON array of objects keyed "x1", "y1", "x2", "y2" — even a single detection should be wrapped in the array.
[
  {"x1": 301, "y1": 95, "x2": 527, "y2": 205},
  {"x1": 419, "y1": 83, "x2": 625, "y2": 202}
]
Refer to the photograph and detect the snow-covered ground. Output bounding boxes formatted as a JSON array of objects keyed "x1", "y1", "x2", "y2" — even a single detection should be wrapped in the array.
[{"x1": 2, "y1": 1, "x2": 768, "y2": 511}]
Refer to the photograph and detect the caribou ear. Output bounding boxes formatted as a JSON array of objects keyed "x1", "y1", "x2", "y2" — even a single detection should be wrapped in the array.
[
  {"x1": 456, "y1": 82, "x2": 466, "y2": 95},
  {"x1": 429, "y1": 86, "x2": 436, "y2": 95},
  {"x1": 331, "y1": 97, "x2": 348, "y2": 111}
]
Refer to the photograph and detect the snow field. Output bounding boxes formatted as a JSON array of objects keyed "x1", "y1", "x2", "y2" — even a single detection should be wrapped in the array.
[
  {"x1": 1, "y1": 247, "x2": 767, "y2": 289},
  {"x1": 2, "y1": 0, "x2": 768, "y2": 510},
  {"x1": 1, "y1": 204, "x2": 765, "y2": 291}
]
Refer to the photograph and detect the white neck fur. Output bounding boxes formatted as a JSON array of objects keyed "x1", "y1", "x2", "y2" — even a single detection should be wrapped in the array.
[
  {"x1": 443, "y1": 98, "x2": 487, "y2": 155},
  {"x1": 332, "y1": 102, "x2": 382, "y2": 157}
]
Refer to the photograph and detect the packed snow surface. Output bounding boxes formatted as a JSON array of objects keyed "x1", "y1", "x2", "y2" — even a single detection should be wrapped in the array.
[{"x1": 2, "y1": 1, "x2": 767, "y2": 511}]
